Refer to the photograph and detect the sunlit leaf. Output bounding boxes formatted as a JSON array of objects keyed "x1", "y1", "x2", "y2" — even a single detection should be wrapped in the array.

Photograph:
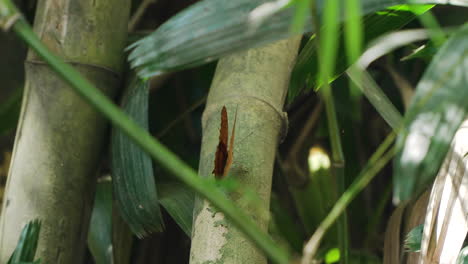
[
  {"x1": 112, "y1": 78, "x2": 164, "y2": 237},
  {"x1": 393, "y1": 23, "x2": 468, "y2": 203}
]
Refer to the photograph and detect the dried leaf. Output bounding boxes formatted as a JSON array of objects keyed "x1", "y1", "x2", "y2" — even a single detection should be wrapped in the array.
[{"x1": 420, "y1": 119, "x2": 468, "y2": 264}]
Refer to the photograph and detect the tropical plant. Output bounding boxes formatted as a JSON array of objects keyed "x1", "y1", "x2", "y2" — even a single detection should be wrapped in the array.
[{"x1": 0, "y1": 0, "x2": 466, "y2": 263}]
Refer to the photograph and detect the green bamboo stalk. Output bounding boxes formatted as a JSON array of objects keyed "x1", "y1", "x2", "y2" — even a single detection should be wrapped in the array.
[
  {"x1": 1, "y1": 4, "x2": 294, "y2": 263},
  {"x1": 320, "y1": 86, "x2": 349, "y2": 264},
  {"x1": 0, "y1": 0, "x2": 130, "y2": 263},
  {"x1": 315, "y1": 0, "x2": 349, "y2": 262},
  {"x1": 190, "y1": 37, "x2": 302, "y2": 264}
]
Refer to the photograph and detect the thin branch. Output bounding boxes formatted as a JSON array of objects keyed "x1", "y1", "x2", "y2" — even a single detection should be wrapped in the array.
[{"x1": 128, "y1": 0, "x2": 157, "y2": 32}]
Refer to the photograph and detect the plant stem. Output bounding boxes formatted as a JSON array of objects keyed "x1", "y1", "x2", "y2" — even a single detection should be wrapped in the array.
[
  {"x1": 314, "y1": 0, "x2": 349, "y2": 261},
  {"x1": 11, "y1": 18, "x2": 290, "y2": 264},
  {"x1": 302, "y1": 132, "x2": 396, "y2": 264},
  {"x1": 320, "y1": 86, "x2": 349, "y2": 264},
  {"x1": 128, "y1": 0, "x2": 157, "y2": 31}
]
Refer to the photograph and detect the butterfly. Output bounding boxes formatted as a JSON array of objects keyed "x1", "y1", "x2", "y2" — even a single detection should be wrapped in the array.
[{"x1": 212, "y1": 106, "x2": 238, "y2": 178}]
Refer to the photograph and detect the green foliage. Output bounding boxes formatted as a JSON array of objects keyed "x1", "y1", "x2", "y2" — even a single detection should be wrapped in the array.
[
  {"x1": 457, "y1": 247, "x2": 468, "y2": 264},
  {"x1": 393, "y1": 23, "x2": 468, "y2": 203},
  {"x1": 289, "y1": 4, "x2": 433, "y2": 101},
  {"x1": 404, "y1": 224, "x2": 423, "y2": 252},
  {"x1": 158, "y1": 182, "x2": 195, "y2": 237},
  {"x1": 8, "y1": 220, "x2": 41, "y2": 264},
  {"x1": 112, "y1": 78, "x2": 164, "y2": 237},
  {"x1": 88, "y1": 182, "x2": 113, "y2": 264},
  {"x1": 3, "y1": 0, "x2": 468, "y2": 262},
  {"x1": 325, "y1": 248, "x2": 340, "y2": 263},
  {"x1": 290, "y1": 0, "x2": 312, "y2": 33},
  {"x1": 127, "y1": 0, "x2": 466, "y2": 79},
  {"x1": 401, "y1": 42, "x2": 439, "y2": 62}
]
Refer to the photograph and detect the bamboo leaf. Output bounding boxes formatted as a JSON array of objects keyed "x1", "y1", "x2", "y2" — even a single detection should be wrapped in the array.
[
  {"x1": 158, "y1": 182, "x2": 194, "y2": 237},
  {"x1": 88, "y1": 181, "x2": 113, "y2": 264},
  {"x1": 8, "y1": 220, "x2": 41, "y2": 264},
  {"x1": 401, "y1": 41, "x2": 439, "y2": 62},
  {"x1": 127, "y1": 0, "x2": 466, "y2": 79},
  {"x1": 112, "y1": 78, "x2": 164, "y2": 237},
  {"x1": 404, "y1": 224, "x2": 423, "y2": 252},
  {"x1": 457, "y1": 247, "x2": 468, "y2": 264},
  {"x1": 393, "y1": 23, "x2": 468, "y2": 203},
  {"x1": 290, "y1": 4, "x2": 433, "y2": 101}
]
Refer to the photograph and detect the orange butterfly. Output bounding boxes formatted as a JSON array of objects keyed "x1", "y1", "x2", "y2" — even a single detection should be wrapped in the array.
[{"x1": 212, "y1": 106, "x2": 237, "y2": 178}]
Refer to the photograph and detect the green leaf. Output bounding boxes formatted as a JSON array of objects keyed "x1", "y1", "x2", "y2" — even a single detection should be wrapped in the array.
[
  {"x1": 401, "y1": 42, "x2": 439, "y2": 62},
  {"x1": 289, "y1": 4, "x2": 434, "y2": 102},
  {"x1": 88, "y1": 181, "x2": 113, "y2": 264},
  {"x1": 393, "y1": 23, "x2": 468, "y2": 203},
  {"x1": 111, "y1": 78, "x2": 164, "y2": 237},
  {"x1": 8, "y1": 220, "x2": 41, "y2": 264},
  {"x1": 325, "y1": 248, "x2": 340, "y2": 263},
  {"x1": 404, "y1": 224, "x2": 423, "y2": 252},
  {"x1": 158, "y1": 182, "x2": 194, "y2": 237},
  {"x1": 290, "y1": 0, "x2": 312, "y2": 34},
  {"x1": 127, "y1": 0, "x2": 466, "y2": 79},
  {"x1": 457, "y1": 246, "x2": 468, "y2": 264}
]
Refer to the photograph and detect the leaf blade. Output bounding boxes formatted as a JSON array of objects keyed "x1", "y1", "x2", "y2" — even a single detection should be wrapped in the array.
[
  {"x1": 111, "y1": 78, "x2": 164, "y2": 237},
  {"x1": 393, "y1": 23, "x2": 468, "y2": 203}
]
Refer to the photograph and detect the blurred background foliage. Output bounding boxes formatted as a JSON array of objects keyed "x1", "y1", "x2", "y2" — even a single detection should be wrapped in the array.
[{"x1": 0, "y1": 0, "x2": 467, "y2": 263}]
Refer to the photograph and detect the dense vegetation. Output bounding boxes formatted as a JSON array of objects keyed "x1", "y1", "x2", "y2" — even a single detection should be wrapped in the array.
[{"x1": 0, "y1": 0, "x2": 467, "y2": 263}]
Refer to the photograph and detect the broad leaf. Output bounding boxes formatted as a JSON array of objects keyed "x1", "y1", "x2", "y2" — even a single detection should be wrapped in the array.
[
  {"x1": 112, "y1": 78, "x2": 164, "y2": 237},
  {"x1": 393, "y1": 23, "x2": 468, "y2": 203},
  {"x1": 127, "y1": 0, "x2": 466, "y2": 79}
]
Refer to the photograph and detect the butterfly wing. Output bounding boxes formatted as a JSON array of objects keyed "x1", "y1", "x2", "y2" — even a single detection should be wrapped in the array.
[
  {"x1": 223, "y1": 106, "x2": 238, "y2": 177},
  {"x1": 212, "y1": 106, "x2": 229, "y2": 178}
]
